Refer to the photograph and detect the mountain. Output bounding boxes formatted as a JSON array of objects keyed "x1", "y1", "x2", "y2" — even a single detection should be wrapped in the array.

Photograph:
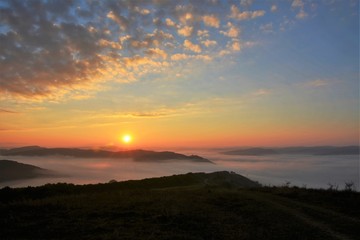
[
  {"x1": 223, "y1": 147, "x2": 278, "y2": 155},
  {"x1": 0, "y1": 146, "x2": 212, "y2": 163},
  {"x1": 222, "y1": 146, "x2": 359, "y2": 156},
  {"x1": 0, "y1": 160, "x2": 56, "y2": 183}
]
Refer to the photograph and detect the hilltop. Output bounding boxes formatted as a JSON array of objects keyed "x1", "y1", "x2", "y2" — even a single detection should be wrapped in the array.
[{"x1": 0, "y1": 171, "x2": 359, "y2": 240}]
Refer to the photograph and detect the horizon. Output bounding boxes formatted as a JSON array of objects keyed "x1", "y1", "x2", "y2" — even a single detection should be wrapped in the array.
[
  {"x1": 1, "y1": 144, "x2": 359, "y2": 153},
  {"x1": 0, "y1": 0, "x2": 359, "y2": 148}
]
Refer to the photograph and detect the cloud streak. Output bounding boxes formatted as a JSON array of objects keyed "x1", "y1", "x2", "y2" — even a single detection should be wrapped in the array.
[{"x1": 0, "y1": 109, "x2": 18, "y2": 114}]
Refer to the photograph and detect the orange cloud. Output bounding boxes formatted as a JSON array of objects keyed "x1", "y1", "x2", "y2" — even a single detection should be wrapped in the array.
[
  {"x1": 178, "y1": 26, "x2": 193, "y2": 37},
  {"x1": 202, "y1": 40, "x2": 217, "y2": 47},
  {"x1": 231, "y1": 40, "x2": 241, "y2": 51},
  {"x1": 221, "y1": 22, "x2": 240, "y2": 38},
  {"x1": 165, "y1": 18, "x2": 176, "y2": 27},
  {"x1": 145, "y1": 48, "x2": 168, "y2": 59},
  {"x1": 202, "y1": 15, "x2": 220, "y2": 28},
  {"x1": 184, "y1": 40, "x2": 202, "y2": 53},
  {"x1": 171, "y1": 53, "x2": 211, "y2": 61},
  {"x1": 107, "y1": 11, "x2": 129, "y2": 30}
]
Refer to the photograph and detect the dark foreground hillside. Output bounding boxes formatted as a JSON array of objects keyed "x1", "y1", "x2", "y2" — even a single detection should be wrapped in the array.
[{"x1": 0, "y1": 171, "x2": 359, "y2": 240}]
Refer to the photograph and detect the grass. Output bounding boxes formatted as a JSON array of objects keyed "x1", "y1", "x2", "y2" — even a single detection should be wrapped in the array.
[{"x1": 0, "y1": 172, "x2": 359, "y2": 240}]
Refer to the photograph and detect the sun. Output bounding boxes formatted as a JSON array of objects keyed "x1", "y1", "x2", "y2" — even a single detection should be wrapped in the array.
[{"x1": 121, "y1": 134, "x2": 132, "y2": 144}]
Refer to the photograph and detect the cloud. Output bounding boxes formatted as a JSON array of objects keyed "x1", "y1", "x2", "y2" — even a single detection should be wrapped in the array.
[
  {"x1": 202, "y1": 40, "x2": 217, "y2": 47},
  {"x1": 219, "y1": 50, "x2": 231, "y2": 56},
  {"x1": 230, "y1": 5, "x2": 265, "y2": 20},
  {"x1": 184, "y1": 40, "x2": 202, "y2": 53},
  {"x1": 305, "y1": 79, "x2": 330, "y2": 87},
  {"x1": 197, "y1": 30, "x2": 209, "y2": 38},
  {"x1": 271, "y1": 5, "x2": 278, "y2": 12},
  {"x1": 292, "y1": 0, "x2": 308, "y2": 19},
  {"x1": 171, "y1": 53, "x2": 211, "y2": 61},
  {"x1": 292, "y1": 0, "x2": 305, "y2": 8},
  {"x1": 242, "y1": 41, "x2": 258, "y2": 48},
  {"x1": 178, "y1": 25, "x2": 194, "y2": 37},
  {"x1": 0, "y1": 1, "x2": 107, "y2": 98},
  {"x1": 252, "y1": 89, "x2": 272, "y2": 96},
  {"x1": 260, "y1": 23, "x2": 274, "y2": 33},
  {"x1": 98, "y1": 39, "x2": 122, "y2": 50},
  {"x1": 296, "y1": 9, "x2": 308, "y2": 19},
  {"x1": 134, "y1": 7, "x2": 151, "y2": 15},
  {"x1": 171, "y1": 54, "x2": 190, "y2": 61},
  {"x1": 165, "y1": 18, "x2": 177, "y2": 27},
  {"x1": 0, "y1": 0, "x2": 270, "y2": 100},
  {"x1": 145, "y1": 48, "x2": 168, "y2": 59},
  {"x1": 221, "y1": 39, "x2": 257, "y2": 55},
  {"x1": 127, "y1": 112, "x2": 171, "y2": 118},
  {"x1": 0, "y1": 109, "x2": 18, "y2": 114},
  {"x1": 240, "y1": 0, "x2": 254, "y2": 7},
  {"x1": 202, "y1": 15, "x2": 220, "y2": 28},
  {"x1": 231, "y1": 41, "x2": 241, "y2": 51},
  {"x1": 221, "y1": 22, "x2": 240, "y2": 38},
  {"x1": 107, "y1": 11, "x2": 129, "y2": 31}
]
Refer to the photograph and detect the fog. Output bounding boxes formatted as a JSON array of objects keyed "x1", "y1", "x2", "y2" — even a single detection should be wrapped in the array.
[{"x1": 1, "y1": 149, "x2": 359, "y2": 190}]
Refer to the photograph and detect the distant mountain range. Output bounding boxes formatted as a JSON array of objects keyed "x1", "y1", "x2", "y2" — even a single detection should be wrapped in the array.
[
  {"x1": 222, "y1": 146, "x2": 359, "y2": 156},
  {"x1": 0, "y1": 146, "x2": 212, "y2": 163},
  {"x1": 0, "y1": 160, "x2": 57, "y2": 183}
]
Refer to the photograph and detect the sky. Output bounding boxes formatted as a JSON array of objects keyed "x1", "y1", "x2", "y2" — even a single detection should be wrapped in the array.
[{"x1": 0, "y1": 0, "x2": 358, "y2": 149}]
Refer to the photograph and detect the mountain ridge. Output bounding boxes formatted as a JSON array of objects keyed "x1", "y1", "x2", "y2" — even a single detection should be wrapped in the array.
[
  {"x1": 222, "y1": 146, "x2": 359, "y2": 156},
  {"x1": 0, "y1": 146, "x2": 212, "y2": 163}
]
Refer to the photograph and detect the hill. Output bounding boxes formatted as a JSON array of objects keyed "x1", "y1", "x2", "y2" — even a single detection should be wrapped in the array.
[
  {"x1": 0, "y1": 160, "x2": 57, "y2": 183},
  {"x1": 222, "y1": 146, "x2": 359, "y2": 156},
  {"x1": 0, "y1": 171, "x2": 359, "y2": 240},
  {"x1": 0, "y1": 146, "x2": 212, "y2": 163}
]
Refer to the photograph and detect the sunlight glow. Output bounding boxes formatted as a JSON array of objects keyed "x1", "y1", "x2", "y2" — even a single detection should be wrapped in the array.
[{"x1": 122, "y1": 134, "x2": 132, "y2": 144}]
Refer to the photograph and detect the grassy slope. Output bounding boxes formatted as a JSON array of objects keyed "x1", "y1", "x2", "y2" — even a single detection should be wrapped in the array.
[{"x1": 0, "y1": 172, "x2": 359, "y2": 240}]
